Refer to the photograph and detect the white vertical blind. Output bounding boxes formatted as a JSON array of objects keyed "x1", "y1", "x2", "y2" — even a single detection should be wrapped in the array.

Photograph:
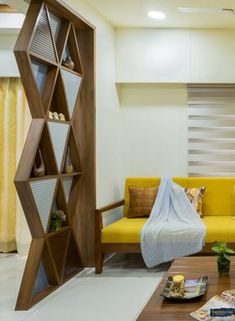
[{"x1": 187, "y1": 84, "x2": 235, "y2": 176}]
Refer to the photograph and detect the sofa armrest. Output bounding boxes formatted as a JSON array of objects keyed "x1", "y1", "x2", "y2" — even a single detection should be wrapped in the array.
[
  {"x1": 95, "y1": 199, "x2": 125, "y2": 271},
  {"x1": 95, "y1": 199, "x2": 125, "y2": 230}
]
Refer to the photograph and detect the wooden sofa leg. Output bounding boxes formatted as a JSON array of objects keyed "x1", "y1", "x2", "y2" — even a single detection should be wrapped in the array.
[{"x1": 95, "y1": 252, "x2": 104, "y2": 274}]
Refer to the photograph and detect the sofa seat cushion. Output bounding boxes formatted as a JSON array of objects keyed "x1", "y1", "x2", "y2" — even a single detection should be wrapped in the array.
[
  {"x1": 203, "y1": 216, "x2": 235, "y2": 243},
  {"x1": 101, "y1": 217, "x2": 147, "y2": 243},
  {"x1": 102, "y1": 216, "x2": 235, "y2": 244}
]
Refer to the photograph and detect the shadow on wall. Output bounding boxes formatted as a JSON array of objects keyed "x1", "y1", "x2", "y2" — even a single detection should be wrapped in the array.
[{"x1": 116, "y1": 83, "x2": 187, "y2": 107}]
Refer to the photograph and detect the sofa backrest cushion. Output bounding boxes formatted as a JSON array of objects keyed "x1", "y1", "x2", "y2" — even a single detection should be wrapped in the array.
[
  {"x1": 124, "y1": 177, "x2": 187, "y2": 217},
  {"x1": 127, "y1": 185, "x2": 158, "y2": 218},
  {"x1": 187, "y1": 177, "x2": 235, "y2": 216},
  {"x1": 124, "y1": 177, "x2": 235, "y2": 217}
]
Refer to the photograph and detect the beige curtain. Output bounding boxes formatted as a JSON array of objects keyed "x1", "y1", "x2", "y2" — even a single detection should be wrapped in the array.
[{"x1": 0, "y1": 78, "x2": 31, "y2": 254}]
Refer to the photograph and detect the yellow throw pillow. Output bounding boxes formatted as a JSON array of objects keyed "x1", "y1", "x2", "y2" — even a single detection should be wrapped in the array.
[
  {"x1": 127, "y1": 186, "x2": 158, "y2": 218},
  {"x1": 184, "y1": 187, "x2": 206, "y2": 217}
]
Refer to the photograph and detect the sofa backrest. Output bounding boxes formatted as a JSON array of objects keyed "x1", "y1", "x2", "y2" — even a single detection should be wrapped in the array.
[{"x1": 124, "y1": 177, "x2": 235, "y2": 217}]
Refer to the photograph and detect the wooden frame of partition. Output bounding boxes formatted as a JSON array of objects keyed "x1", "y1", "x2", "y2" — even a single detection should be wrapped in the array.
[{"x1": 14, "y1": 0, "x2": 95, "y2": 310}]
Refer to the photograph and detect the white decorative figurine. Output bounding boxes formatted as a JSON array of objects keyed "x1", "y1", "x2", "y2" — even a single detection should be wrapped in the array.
[
  {"x1": 53, "y1": 112, "x2": 59, "y2": 120},
  {"x1": 59, "y1": 113, "x2": 65, "y2": 121}
]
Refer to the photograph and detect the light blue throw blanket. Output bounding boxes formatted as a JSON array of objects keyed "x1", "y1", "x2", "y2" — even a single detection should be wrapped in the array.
[{"x1": 141, "y1": 177, "x2": 206, "y2": 268}]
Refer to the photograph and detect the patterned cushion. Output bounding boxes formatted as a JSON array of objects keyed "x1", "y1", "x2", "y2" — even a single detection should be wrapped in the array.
[
  {"x1": 127, "y1": 186, "x2": 158, "y2": 218},
  {"x1": 184, "y1": 187, "x2": 206, "y2": 217}
]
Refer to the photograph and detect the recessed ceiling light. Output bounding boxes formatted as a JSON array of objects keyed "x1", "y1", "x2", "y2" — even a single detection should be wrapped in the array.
[{"x1": 148, "y1": 10, "x2": 166, "y2": 20}]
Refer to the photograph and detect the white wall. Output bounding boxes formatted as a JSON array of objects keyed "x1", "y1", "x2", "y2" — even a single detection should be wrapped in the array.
[
  {"x1": 0, "y1": 33, "x2": 19, "y2": 76},
  {"x1": 116, "y1": 28, "x2": 235, "y2": 181},
  {"x1": 116, "y1": 28, "x2": 235, "y2": 83},
  {"x1": 118, "y1": 83, "x2": 188, "y2": 180}
]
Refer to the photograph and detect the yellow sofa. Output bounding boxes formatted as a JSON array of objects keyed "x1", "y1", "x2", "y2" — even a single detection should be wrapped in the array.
[{"x1": 95, "y1": 177, "x2": 235, "y2": 273}]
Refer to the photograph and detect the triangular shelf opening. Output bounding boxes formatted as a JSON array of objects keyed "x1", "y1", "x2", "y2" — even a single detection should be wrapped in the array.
[
  {"x1": 61, "y1": 25, "x2": 83, "y2": 74},
  {"x1": 30, "y1": 4, "x2": 57, "y2": 62},
  {"x1": 61, "y1": 176, "x2": 73, "y2": 204},
  {"x1": 62, "y1": 232, "x2": 82, "y2": 281},
  {"x1": 48, "y1": 181, "x2": 69, "y2": 232},
  {"x1": 60, "y1": 69, "x2": 82, "y2": 118},
  {"x1": 48, "y1": 10, "x2": 70, "y2": 62},
  {"x1": 48, "y1": 10, "x2": 61, "y2": 43},
  {"x1": 47, "y1": 229, "x2": 70, "y2": 282},
  {"x1": 48, "y1": 72, "x2": 69, "y2": 121},
  {"x1": 30, "y1": 124, "x2": 58, "y2": 178},
  {"x1": 62, "y1": 128, "x2": 82, "y2": 174},
  {"x1": 32, "y1": 243, "x2": 58, "y2": 300},
  {"x1": 31, "y1": 57, "x2": 57, "y2": 115},
  {"x1": 61, "y1": 175, "x2": 81, "y2": 218},
  {"x1": 32, "y1": 261, "x2": 49, "y2": 297},
  {"x1": 30, "y1": 178, "x2": 57, "y2": 233},
  {"x1": 48, "y1": 121, "x2": 69, "y2": 171}
]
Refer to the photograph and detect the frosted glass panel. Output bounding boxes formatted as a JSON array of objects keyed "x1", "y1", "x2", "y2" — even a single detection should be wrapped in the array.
[
  {"x1": 30, "y1": 178, "x2": 57, "y2": 232},
  {"x1": 32, "y1": 262, "x2": 49, "y2": 297},
  {"x1": 48, "y1": 122, "x2": 69, "y2": 169},
  {"x1": 31, "y1": 59, "x2": 48, "y2": 95},
  {"x1": 61, "y1": 70, "x2": 81, "y2": 117},
  {"x1": 62, "y1": 177, "x2": 73, "y2": 202},
  {"x1": 48, "y1": 11, "x2": 61, "y2": 42}
]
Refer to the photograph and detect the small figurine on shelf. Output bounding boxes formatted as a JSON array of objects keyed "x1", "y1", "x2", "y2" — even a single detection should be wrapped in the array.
[
  {"x1": 50, "y1": 209, "x2": 66, "y2": 232},
  {"x1": 59, "y1": 113, "x2": 65, "y2": 121},
  {"x1": 63, "y1": 56, "x2": 75, "y2": 70},
  {"x1": 53, "y1": 112, "x2": 59, "y2": 120},
  {"x1": 64, "y1": 147, "x2": 74, "y2": 174},
  {"x1": 33, "y1": 148, "x2": 45, "y2": 177},
  {"x1": 48, "y1": 111, "x2": 54, "y2": 119}
]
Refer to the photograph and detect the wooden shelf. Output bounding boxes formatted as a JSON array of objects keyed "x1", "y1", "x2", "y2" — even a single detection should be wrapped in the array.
[
  {"x1": 29, "y1": 175, "x2": 57, "y2": 182},
  {"x1": 29, "y1": 51, "x2": 58, "y2": 67},
  {"x1": 61, "y1": 172, "x2": 82, "y2": 177},
  {"x1": 47, "y1": 225, "x2": 70, "y2": 238},
  {"x1": 60, "y1": 65, "x2": 82, "y2": 77},
  {"x1": 47, "y1": 119, "x2": 70, "y2": 124},
  {"x1": 14, "y1": 0, "x2": 95, "y2": 310}
]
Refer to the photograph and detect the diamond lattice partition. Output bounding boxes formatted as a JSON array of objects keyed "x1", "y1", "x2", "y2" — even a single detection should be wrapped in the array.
[{"x1": 14, "y1": 0, "x2": 95, "y2": 310}]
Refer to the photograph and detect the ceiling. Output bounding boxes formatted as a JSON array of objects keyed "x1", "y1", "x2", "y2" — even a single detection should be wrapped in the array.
[{"x1": 86, "y1": 0, "x2": 235, "y2": 28}]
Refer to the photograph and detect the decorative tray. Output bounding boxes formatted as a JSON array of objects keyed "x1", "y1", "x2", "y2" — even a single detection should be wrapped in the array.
[{"x1": 160, "y1": 276, "x2": 208, "y2": 300}]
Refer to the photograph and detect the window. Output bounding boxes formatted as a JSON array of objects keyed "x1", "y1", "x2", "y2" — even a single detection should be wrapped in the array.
[{"x1": 187, "y1": 84, "x2": 235, "y2": 176}]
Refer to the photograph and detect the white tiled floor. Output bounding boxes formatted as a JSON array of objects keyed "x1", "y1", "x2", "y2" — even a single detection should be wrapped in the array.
[{"x1": 0, "y1": 253, "x2": 169, "y2": 321}]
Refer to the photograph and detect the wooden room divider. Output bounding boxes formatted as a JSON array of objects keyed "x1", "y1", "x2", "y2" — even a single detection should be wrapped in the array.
[{"x1": 14, "y1": 0, "x2": 95, "y2": 310}]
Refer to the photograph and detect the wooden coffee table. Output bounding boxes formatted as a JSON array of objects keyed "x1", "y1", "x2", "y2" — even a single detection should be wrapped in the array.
[{"x1": 137, "y1": 256, "x2": 235, "y2": 320}]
